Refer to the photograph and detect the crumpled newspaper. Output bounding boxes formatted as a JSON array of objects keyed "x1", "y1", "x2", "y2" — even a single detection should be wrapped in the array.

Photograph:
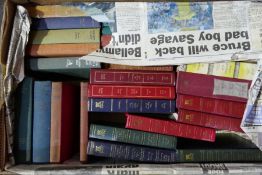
[{"x1": 3, "y1": 5, "x2": 30, "y2": 166}]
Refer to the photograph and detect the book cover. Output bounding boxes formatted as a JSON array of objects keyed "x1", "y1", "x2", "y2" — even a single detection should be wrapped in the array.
[
  {"x1": 125, "y1": 114, "x2": 216, "y2": 142},
  {"x1": 178, "y1": 109, "x2": 242, "y2": 132},
  {"x1": 89, "y1": 124, "x2": 177, "y2": 149},
  {"x1": 31, "y1": 16, "x2": 100, "y2": 30},
  {"x1": 88, "y1": 84, "x2": 175, "y2": 100},
  {"x1": 186, "y1": 63, "x2": 209, "y2": 74},
  {"x1": 105, "y1": 64, "x2": 174, "y2": 71},
  {"x1": 176, "y1": 94, "x2": 245, "y2": 118},
  {"x1": 32, "y1": 81, "x2": 52, "y2": 163},
  {"x1": 14, "y1": 77, "x2": 33, "y2": 163},
  {"x1": 237, "y1": 62, "x2": 257, "y2": 80},
  {"x1": 29, "y1": 28, "x2": 100, "y2": 44},
  {"x1": 90, "y1": 68, "x2": 176, "y2": 86},
  {"x1": 27, "y1": 43, "x2": 100, "y2": 57},
  {"x1": 88, "y1": 98, "x2": 176, "y2": 114},
  {"x1": 210, "y1": 62, "x2": 235, "y2": 78},
  {"x1": 28, "y1": 57, "x2": 101, "y2": 79},
  {"x1": 87, "y1": 139, "x2": 177, "y2": 163},
  {"x1": 80, "y1": 82, "x2": 89, "y2": 162},
  {"x1": 50, "y1": 82, "x2": 80, "y2": 163},
  {"x1": 177, "y1": 71, "x2": 251, "y2": 102}
]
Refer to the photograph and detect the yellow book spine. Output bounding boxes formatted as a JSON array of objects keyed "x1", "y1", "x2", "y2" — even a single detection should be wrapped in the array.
[
  {"x1": 237, "y1": 62, "x2": 257, "y2": 80},
  {"x1": 25, "y1": 5, "x2": 87, "y2": 18},
  {"x1": 30, "y1": 29, "x2": 100, "y2": 44},
  {"x1": 211, "y1": 62, "x2": 235, "y2": 78},
  {"x1": 186, "y1": 63, "x2": 209, "y2": 74}
]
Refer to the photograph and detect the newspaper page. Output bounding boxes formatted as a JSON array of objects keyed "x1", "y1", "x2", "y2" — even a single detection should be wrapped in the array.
[{"x1": 80, "y1": 1, "x2": 262, "y2": 66}]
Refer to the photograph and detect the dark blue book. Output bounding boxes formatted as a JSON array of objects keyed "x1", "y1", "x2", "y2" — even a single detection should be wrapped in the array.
[
  {"x1": 31, "y1": 17, "x2": 101, "y2": 30},
  {"x1": 14, "y1": 77, "x2": 34, "y2": 163},
  {"x1": 32, "y1": 81, "x2": 52, "y2": 163},
  {"x1": 88, "y1": 139, "x2": 177, "y2": 163},
  {"x1": 88, "y1": 98, "x2": 176, "y2": 114}
]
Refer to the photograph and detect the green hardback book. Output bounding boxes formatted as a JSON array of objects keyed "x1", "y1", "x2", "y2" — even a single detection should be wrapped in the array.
[
  {"x1": 28, "y1": 57, "x2": 101, "y2": 79},
  {"x1": 89, "y1": 124, "x2": 177, "y2": 149},
  {"x1": 29, "y1": 28, "x2": 100, "y2": 44},
  {"x1": 176, "y1": 133, "x2": 262, "y2": 163}
]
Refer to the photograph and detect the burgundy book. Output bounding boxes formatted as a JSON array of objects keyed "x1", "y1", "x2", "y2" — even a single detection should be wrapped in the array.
[
  {"x1": 178, "y1": 109, "x2": 243, "y2": 132},
  {"x1": 125, "y1": 114, "x2": 216, "y2": 142},
  {"x1": 90, "y1": 68, "x2": 176, "y2": 86},
  {"x1": 176, "y1": 94, "x2": 245, "y2": 118},
  {"x1": 177, "y1": 71, "x2": 251, "y2": 102},
  {"x1": 88, "y1": 84, "x2": 175, "y2": 100}
]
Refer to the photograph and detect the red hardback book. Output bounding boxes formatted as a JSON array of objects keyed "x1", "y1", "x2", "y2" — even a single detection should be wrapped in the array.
[
  {"x1": 176, "y1": 94, "x2": 245, "y2": 118},
  {"x1": 178, "y1": 109, "x2": 243, "y2": 132},
  {"x1": 105, "y1": 64, "x2": 174, "y2": 72},
  {"x1": 177, "y1": 71, "x2": 251, "y2": 102},
  {"x1": 50, "y1": 82, "x2": 79, "y2": 163},
  {"x1": 125, "y1": 114, "x2": 216, "y2": 142},
  {"x1": 90, "y1": 68, "x2": 176, "y2": 86},
  {"x1": 88, "y1": 84, "x2": 175, "y2": 99}
]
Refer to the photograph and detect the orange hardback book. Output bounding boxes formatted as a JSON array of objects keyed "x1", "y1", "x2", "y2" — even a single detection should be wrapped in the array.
[{"x1": 27, "y1": 43, "x2": 100, "y2": 57}]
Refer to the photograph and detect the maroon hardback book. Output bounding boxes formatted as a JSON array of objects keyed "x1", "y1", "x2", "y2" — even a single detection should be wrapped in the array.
[
  {"x1": 90, "y1": 68, "x2": 176, "y2": 86},
  {"x1": 125, "y1": 113, "x2": 216, "y2": 142},
  {"x1": 177, "y1": 71, "x2": 251, "y2": 102},
  {"x1": 176, "y1": 94, "x2": 246, "y2": 118},
  {"x1": 178, "y1": 109, "x2": 243, "y2": 132},
  {"x1": 88, "y1": 84, "x2": 175, "y2": 99}
]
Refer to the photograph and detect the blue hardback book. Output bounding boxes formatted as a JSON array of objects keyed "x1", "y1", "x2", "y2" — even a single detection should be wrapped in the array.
[
  {"x1": 88, "y1": 139, "x2": 177, "y2": 163},
  {"x1": 88, "y1": 98, "x2": 176, "y2": 114},
  {"x1": 31, "y1": 16, "x2": 101, "y2": 30},
  {"x1": 14, "y1": 77, "x2": 34, "y2": 163},
  {"x1": 32, "y1": 81, "x2": 52, "y2": 163}
]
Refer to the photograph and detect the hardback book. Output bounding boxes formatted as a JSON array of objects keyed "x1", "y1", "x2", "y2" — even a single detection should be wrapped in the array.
[
  {"x1": 176, "y1": 94, "x2": 245, "y2": 118},
  {"x1": 27, "y1": 43, "x2": 100, "y2": 57},
  {"x1": 29, "y1": 28, "x2": 100, "y2": 44},
  {"x1": 32, "y1": 81, "x2": 52, "y2": 163},
  {"x1": 104, "y1": 64, "x2": 174, "y2": 71},
  {"x1": 90, "y1": 68, "x2": 176, "y2": 86},
  {"x1": 31, "y1": 16, "x2": 100, "y2": 30},
  {"x1": 28, "y1": 57, "x2": 101, "y2": 79},
  {"x1": 87, "y1": 139, "x2": 177, "y2": 163},
  {"x1": 89, "y1": 124, "x2": 177, "y2": 149},
  {"x1": 50, "y1": 82, "x2": 80, "y2": 163},
  {"x1": 176, "y1": 133, "x2": 262, "y2": 163},
  {"x1": 125, "y1": 114, "x2": 216, "y2": 142},
  {"x1": 88, "y1": 98, "x2": 176, "y2": 114},
  {"x1": 177, "y1": 71, "x2": 251, "y2": 102},
  {"x1": 80, "y1": 82, "x2": 89, "y2": 162},
  {"x1": 14, "y1": 77, "x2": 33, "y2": 163},
  {"x1": 88, "y1": 84, "x2": 175, "y2": 100},
  {"x1": 178, "y1": 109, "x2": 242, "y2": 132}
]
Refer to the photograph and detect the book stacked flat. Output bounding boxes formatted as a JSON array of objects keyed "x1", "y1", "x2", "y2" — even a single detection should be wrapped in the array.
[
  {"x1": 176, "y1": 71, "x2": 252, "y2": 132},
  {"x1": 26, "y1": 16, "x2": 102, "y2": 79}
]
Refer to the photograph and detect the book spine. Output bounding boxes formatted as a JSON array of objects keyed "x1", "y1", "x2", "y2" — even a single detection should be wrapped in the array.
[
  {"x1": 80, "y1": 82, "x2": 89, "y2": 162},
  {"x1": 29, "y1": 29, "x2": 100, "y2": 44},
  {"x1": 87, "y1": 139, "x2": 177, "y2": 163},
  {"x1": 88, "y1": 85, "x2": 175, "y2": 100},
  {"x1": 89, "y1": 124, "x2": 177, "y2": 149},
  {"x1": 33, "y1": 81, "x2": 51, "y2": 163},
  {"x1": 88, "y1": 98, "x2": 176, "y2": 114},
  {"x1": 14, "y1": 77, "x2": 33, "y2": 163},
  {"x1": 50, "y1": 82, "x2": 62, "y2": 163},
  {"x1": 125, "y1": 114, "x2": 216, "y2": 142},
  {"x1": 178, "y1": 109, "x2": 242, "y2": 132},
  {"x1": 90, "y1": 69, "x2": 176, "y2": 86},
  {"x1": 177, "y1": 149, "x2": 262, "y2": 163},
  {"x1": 31, "y1": 17, "x2": 100, "y2": 30},
  {"x1": 27, "y1": 43, "x2": 100, "y2": 57},
  {"x1": 101, "y1": 35, "x2": 112, "y2": 47},
  {"x1": 176, "y1": 71, "x2": 251, "y2": 102},
  {"x1": 176, "y1": 94, "x2": 245, "y2": 118},
  {"x1": 106, "y1": 64, "x2": 174, "y2": 71}
]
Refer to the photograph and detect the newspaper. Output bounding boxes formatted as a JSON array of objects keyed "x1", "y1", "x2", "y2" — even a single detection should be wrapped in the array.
[
  {"x1": 7, "y1": 163, "x2": 262, "y2": 175},
  {"x1": 80, "y1": 1, "x2": 262, "y2": 66}
]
